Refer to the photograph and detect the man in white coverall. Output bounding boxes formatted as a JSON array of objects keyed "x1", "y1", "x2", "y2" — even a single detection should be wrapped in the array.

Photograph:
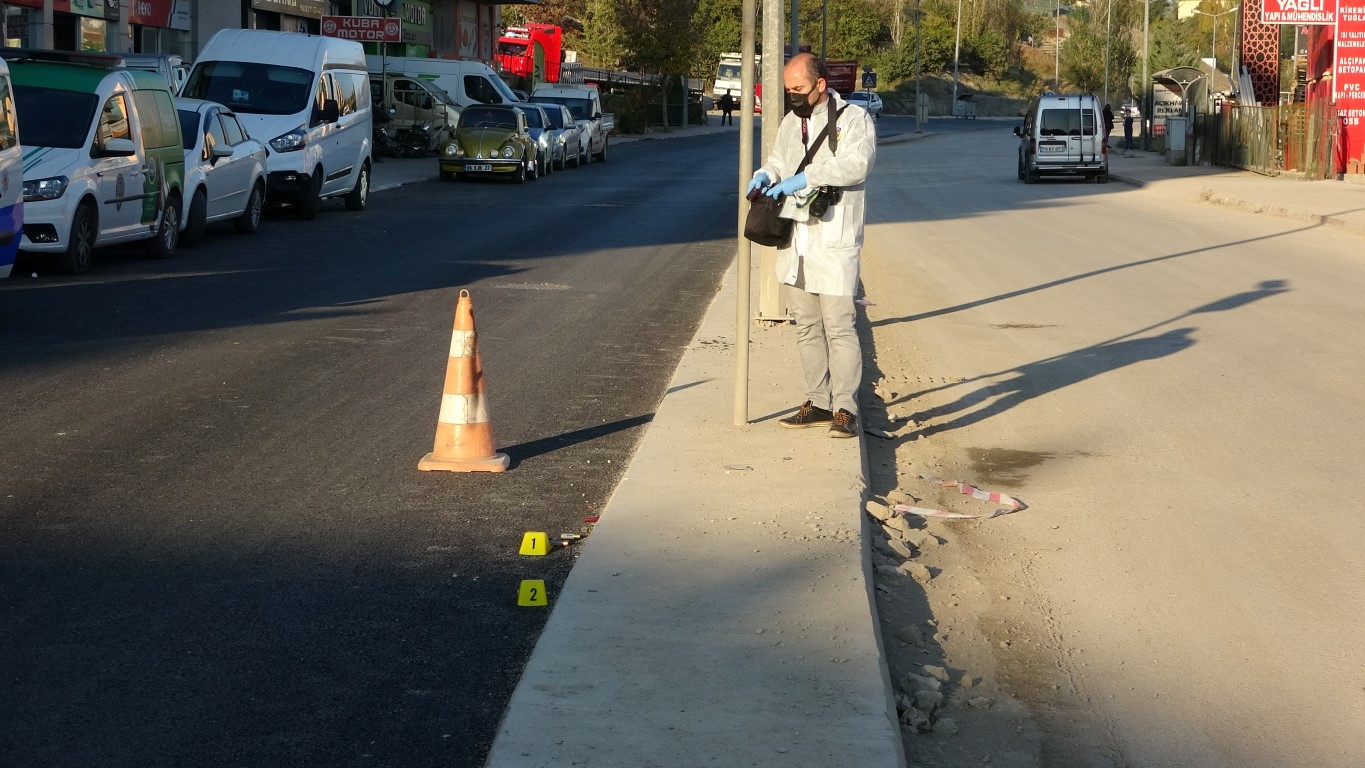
[{"x1": 748, "y1": 53, "x2": 877, "y2": 438}]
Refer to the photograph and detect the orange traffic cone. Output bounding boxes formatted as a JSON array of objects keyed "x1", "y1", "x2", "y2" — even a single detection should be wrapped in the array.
[{"x1": 418, "y1": 289, "x2": 510, "y2": 473}]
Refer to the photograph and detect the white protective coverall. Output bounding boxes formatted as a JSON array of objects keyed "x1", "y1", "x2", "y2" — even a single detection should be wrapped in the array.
[{"x1": 756, "y1": 92, "x2": 877, "y2": 297}]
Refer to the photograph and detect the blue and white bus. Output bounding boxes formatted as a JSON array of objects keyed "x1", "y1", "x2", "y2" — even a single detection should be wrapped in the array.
[{"x1": 0, "y1": 57, "x2": 20, "y2": 279}]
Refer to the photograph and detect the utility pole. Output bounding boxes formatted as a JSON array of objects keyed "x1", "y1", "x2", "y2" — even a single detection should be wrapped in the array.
[
  {"x1": 821, "y1": 0, "x2": 828, "y2": 60},
  {"x1": 735, "y1": 0, "x2": 757, "y2": 425},
  {"x1": 1142, "y1": 0, "x2": 1150, "y2": 149},
  {"x1": 758, "y1": 0, "x2": 787, "y2": 321},
  {"x1": 952, "y1": 0, "x2": 962, "y2": 102},
  {"x1": 1104, "y1": 0, "x2": 1111, "y2": 105},
  {"x1": 915, "y1": 0, "x2": 923, "y2": 133},
  {"x1": 790, "y1": 0, "x2": 800, "y2": 59},
  {"x1": 1054, "y1": 0, "x2": 1061, "y2": 89}
]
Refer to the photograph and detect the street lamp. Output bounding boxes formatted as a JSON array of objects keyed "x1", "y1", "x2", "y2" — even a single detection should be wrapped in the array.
[
  {"x1": 1192, "y1": 6, "x2": 1240, "y2": 71},
  {"x1": 952, "y1": 0, "x2": 963, "y2": 102}
]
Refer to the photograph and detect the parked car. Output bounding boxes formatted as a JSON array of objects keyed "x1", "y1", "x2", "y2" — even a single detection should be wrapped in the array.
[
  {"x1": 0, "y1": 56, "x2": 21, "y2": 281},
  {"x1": 438, "y1": 104, "x2": 538, "y2": 183},
  {"x1": 530, "y1": 84, "x2": 612, "y2": 162},
  {"x1": 175, "y1": 97, "x2": 268, "y2": 245},
  {"x1": 517, "y1": 102, "x2": 559, "y2": 176},
  {"x1": 184, "y1": 30, "x2": 372, "y2": 219},
  {"x1": 7, "y1": 49, "x2": 186, "y2": 274},
  {"x1": 540, "y1": 102, "x2": 586, "y2": 168},
  {"x1": 120, "y1": 52, "x2": 189, "y2": 94},
  {"x1": 844, "y1": 90, "x2": 883, "y2": 119}
]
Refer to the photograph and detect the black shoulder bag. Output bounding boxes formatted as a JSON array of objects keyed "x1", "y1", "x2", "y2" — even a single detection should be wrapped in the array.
[{"x1": 743, "y1": 106, "x2": 845, "y2": 248}]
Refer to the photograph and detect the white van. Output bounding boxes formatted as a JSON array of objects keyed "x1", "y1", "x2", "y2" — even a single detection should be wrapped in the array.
[
  {"x1": 184, "y1": 30, "x2": 372, "y2": 219},
  {"x1": 1013, "y1": 93, "x2": 1109, "y2": 184},
  {"x1": 0, "y1": 57, "x2": 20, "y2": 280},
  {"x1": 367, "y1": 56, "x2": 520, "y2": 110}
]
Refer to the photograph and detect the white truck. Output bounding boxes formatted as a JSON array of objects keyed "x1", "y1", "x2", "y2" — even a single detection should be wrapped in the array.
[{"x1": 529, "y1": 84, "x2": 613, "y2": 162}]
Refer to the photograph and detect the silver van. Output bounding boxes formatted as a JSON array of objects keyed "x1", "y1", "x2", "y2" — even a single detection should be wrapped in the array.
[{"x1": 1014, "y1": 93, "x2": 1109, "y2": 183}]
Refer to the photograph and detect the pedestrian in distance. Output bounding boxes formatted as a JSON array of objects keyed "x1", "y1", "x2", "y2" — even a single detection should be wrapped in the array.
[
  {"x1": 718, "y1": 89, "x2": 736, "y2": 126},
  {"x1": 1123, "y1": 105, "x2": 1135, "y2": 154},
  {"x1": 1102, "y1": 103, "x2": 1115, "y2": 139},
  {"x1": 746, "y1": 53, "x2": 877, "y2": 439}
]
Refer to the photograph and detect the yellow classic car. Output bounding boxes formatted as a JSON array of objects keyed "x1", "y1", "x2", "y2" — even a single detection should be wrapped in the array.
[{"x1": 438, "y1": 104, "x2": 540, "y2": 182}]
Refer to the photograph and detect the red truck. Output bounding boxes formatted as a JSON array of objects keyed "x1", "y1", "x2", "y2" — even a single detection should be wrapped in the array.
[
  {"x1": 824, "y1": 60, "x2": 859, "y2": 96},
  {"x1": 496, "y1": 23, "x2": 562, "y2": 84}
]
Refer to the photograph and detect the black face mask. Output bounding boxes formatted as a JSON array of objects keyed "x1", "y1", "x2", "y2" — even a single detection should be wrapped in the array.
[{"x1": 786, "y1": 90, "x2": 816, "y2": 118}]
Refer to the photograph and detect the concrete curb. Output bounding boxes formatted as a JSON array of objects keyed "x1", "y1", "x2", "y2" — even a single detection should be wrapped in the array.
[{"x1": 1197, "y1": 190, "x2": 1365, "y2": 237}]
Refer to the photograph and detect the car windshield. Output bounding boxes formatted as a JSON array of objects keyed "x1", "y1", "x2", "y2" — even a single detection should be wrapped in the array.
[
  {"x1": 460, "y1": 107, "x2": 516, "y2": 129},
  {"x1": 182, "y1": 60, "x2": 313, "y2": 115},
  {"x1": 1040, "y1": 108, "x2": 1096, "y2": 137},
  {"x1": 12, "y1": 85, "x2": 98, "y2": 149},
  {"x1": 177, "y1": 109, "x2": 201, "y2": 151},
  {"x1": 532, "y1": 96, "x2": 591, "y2": 121},
  {"x1": 520, "y1": 107, "x2": 543, "y2": 128},
  {"x1": 497, "y1": 42, "x2": 528, "y2": 56},
  {"x1": 542, "y1": 109, "x2": 565, "y2": 129},
  {"x1": 846, "y1": 93, "x2": 868, "y2": 101}
]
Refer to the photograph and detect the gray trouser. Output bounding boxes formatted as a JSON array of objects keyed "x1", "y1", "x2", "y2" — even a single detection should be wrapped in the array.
[{"x1": 782, "y1": 282, "x2": 862, "y2": 416}]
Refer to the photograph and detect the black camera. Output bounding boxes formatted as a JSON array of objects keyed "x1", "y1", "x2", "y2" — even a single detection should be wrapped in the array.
[{"x1": 807, "y1": 186, "x2": 843, "y2": 218}]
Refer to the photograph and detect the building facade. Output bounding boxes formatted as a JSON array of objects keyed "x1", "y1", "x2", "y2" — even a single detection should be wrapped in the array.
[{"x1": 1, "y1": 0, "x2": 509, "y2": 63}]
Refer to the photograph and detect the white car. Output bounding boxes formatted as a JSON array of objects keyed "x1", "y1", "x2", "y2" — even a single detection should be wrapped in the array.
[
  {"x1": 845, "y1": 90, "x2": 883, "y2": 119},
  {"x1": 175, "y1": 97, "x2": 268, "y2": 245}
]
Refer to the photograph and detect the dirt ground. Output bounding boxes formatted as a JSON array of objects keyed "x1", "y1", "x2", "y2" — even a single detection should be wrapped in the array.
[{"x1": 861, "y1": 328, "x2": 1122, "y2": 768}]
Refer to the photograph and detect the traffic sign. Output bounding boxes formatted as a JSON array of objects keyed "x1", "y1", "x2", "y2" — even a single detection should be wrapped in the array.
[{"x1": 862, "y1": 71, "x2": 877, "y2": 90}]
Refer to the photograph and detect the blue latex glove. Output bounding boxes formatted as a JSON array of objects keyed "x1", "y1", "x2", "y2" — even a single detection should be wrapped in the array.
[
  {"x1": 747, "y1": 172, "x2": 771, "y2": 195},
  {"x1": 764, "y1": 172, "x2": 807, "y2": 199}
]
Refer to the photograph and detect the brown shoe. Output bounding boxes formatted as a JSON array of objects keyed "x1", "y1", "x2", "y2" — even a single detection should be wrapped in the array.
[
  {"x1": 779, "y1": 400, "x2": 835, "y2": 429},
  {"x1": 828, "y1": 409, "x2": 859, "y2": 438}
]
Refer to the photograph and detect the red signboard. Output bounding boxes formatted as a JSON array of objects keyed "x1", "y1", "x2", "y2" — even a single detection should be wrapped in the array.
[
  {"x1": 1263, "y1": 0, "x2": 1337, "y2": 24},
  {"x1": 1336, "y1": 2, "x2": 1365, "y2": 169},
  {"x1": 321, "y1": 16, "x2": 401, "y2": 43}
]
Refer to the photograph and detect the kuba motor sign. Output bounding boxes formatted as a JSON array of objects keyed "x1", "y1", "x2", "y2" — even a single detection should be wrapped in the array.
[
  {"x1": 321, "y1": 16, "x2": 403, "y2": 43},
  {"x1": 1262, "y1": 0, "x2": 1336, "y2": 24}
]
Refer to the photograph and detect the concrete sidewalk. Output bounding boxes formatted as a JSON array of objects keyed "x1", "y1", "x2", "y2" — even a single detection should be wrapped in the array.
[
  {"x1": 1108, "y1": 146, "x2": 1365, "y2": 236},
  {"x1": 482, "y1": 267, "x2": 901, "y2": 767}
]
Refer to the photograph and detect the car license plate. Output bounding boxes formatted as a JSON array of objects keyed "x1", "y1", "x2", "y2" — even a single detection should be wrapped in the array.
[
  {"x1": 466, "y1": 163, "x2": 493, "y2": 172},
  {"x1": 1038, "y1": 143, "x2": 1066, "y2": 153}
]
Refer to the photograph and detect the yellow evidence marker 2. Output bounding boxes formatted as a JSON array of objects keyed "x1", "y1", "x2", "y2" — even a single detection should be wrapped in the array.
[
  {"x1": 519, "y1": 531, "x2": 550, "y2": 556},
  {"x1": 518, "y1": 579, "x2": 548, "y2": 606}
]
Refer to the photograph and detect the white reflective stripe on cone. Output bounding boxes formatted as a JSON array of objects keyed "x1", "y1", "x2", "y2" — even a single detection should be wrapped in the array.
[
  {"x1": 448, "y1": 330, "x2": 477, "y2": 358},
  {"x1": 438, "y1": 393, "x2": 489, "y2": 425}
]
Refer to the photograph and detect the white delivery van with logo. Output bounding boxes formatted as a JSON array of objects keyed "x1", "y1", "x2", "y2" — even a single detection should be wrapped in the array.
[{"x1": 184, "y1": 30, "x2": 372, "y2": 219}]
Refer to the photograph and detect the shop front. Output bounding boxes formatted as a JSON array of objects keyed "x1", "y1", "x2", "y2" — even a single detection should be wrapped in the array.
[
  {"x1": 250, "y1": 0, "x2": 325, "y2": 35},
  {"x1": 2, "y1": 0, "x2": 44, "y2": 49},
  {"x1": 130, "y1": 0, "x2": 191, "y2": 56}
]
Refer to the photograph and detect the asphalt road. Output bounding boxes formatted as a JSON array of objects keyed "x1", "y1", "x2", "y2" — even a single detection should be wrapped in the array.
[{"x1": 0, "y1": 135, "x2": 736, "y2": 768}]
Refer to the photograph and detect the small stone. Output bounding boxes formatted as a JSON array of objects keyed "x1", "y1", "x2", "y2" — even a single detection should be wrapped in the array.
[
  {"x1": 888, "y1": 539, "x2": 916, "y2": 559},
  {"x1": 918, "y1": 534, "x2": 940, "y2": 549},
  {"x1": 885, "y1": 515, "x2": 913, "y2": 533},
  {"x1": 937, "y1": 717, "x2": 960, "y2": 735},
  {"x1": 887, "y1": 489, "x2": 913, "y2": 506},
  {"x1": 897, "y1": 625, "x2": 924, "y2": 646},
  {"x1": 913, "y1": 690, "x2": 944, "y2": 714},
  {"x1": 900, "y1": 705, "x2": 933, "y2": 732},
  {"x1": 922, "y1": 665, "x2": 949, "y2": 682},
  {"x1": 876, "y1": 564, "x2": 902, "y2": 579},
  {"x1": 865, "y1": 500, "x2": 893, "y2": 522},
  {"x1": 960, "y1": 676, "x2": 977, "y2": 689},
  {"x1": 902, "y1": 562, "x2": 934, "y2": 583},
  {"x1": 967, "y1": 696, "x2": 995, "y2": 709},
  {"x1": 901, "y1": 672, "x2": 941, "y2": 693}
]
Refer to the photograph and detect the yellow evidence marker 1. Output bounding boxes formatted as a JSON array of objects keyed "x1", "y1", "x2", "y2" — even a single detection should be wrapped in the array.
[
  {"x1": 519, "y1": 531, "x2": 550, "y2": 556},
  {"x1": 518, "y1": 579, "x2": 548, "y2": 607}
]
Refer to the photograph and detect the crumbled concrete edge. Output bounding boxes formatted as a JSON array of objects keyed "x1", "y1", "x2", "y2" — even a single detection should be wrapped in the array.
[
  {"x1": 856, "y1": 410, "x2": 913, "y2": 768},
  {"x1": 1198, "y1": 189, "x2": 1364, "y2": 236}
]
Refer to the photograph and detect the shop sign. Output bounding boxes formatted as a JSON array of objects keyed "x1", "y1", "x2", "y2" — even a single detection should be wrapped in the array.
[
  {"x1": 321, "y1": 16, "x2": 402, "y2": 43},
  {"x1": 1262, "y1": 0, "x2": 1337, "y2": 24},
  {"x1": 1336, "y1": 0, "x2": 1365, "y2": 166},
  {"x1": 250, "y1": 0, "x2": 326, "y2": 19},
  {"x1": 128, "y1": 0, "x2": 191, "y2": 30},
  {"x1": 55, "y1": 0, "x2": 106, "y2": 18}
]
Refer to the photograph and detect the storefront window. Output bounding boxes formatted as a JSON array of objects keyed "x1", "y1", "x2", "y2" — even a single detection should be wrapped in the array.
[{"x1": 4, "y1": 8, "x2": 32, "y2": 49}]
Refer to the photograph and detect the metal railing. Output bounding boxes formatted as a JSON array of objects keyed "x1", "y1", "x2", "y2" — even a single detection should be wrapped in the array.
[{"x1": 1200, "y1": 101, "x2": 1337, "y2": 179}]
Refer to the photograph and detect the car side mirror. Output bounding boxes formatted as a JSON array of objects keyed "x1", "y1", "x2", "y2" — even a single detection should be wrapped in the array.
[
  {"x1": 322, "y1": 98, "x2": 340, "y2": 123},
  {"x1": 211, "y1": 144, "x2": 233, "y2": 160},
  {"x1": 98, "y1": 137, "x2": 137, "y2": 157},
  {"x1": 1012, "y1": 126, "x2": 1021, "y2": 137}
]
